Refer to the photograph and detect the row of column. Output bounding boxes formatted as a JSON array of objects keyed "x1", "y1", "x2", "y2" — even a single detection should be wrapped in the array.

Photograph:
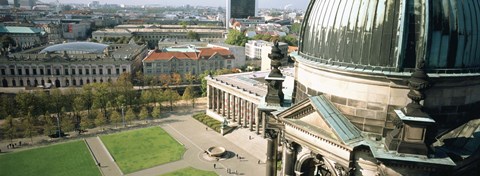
[{"x1": 207, "y1": 85, "x2": 268, "y2": 136}]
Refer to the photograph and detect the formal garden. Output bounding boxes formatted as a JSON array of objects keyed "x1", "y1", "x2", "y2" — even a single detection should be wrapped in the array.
[
  {"x1": 100, "y1": 127, "x2": 185, "y2": 174},
  {"x1": 0, "y1": 140, "x2": 101, "y2": 176},
  {"x1": 192, "y1": 113, "x2": 222, "y2": 133},
  {"x1": 160, "y1": 167, "x2": 217, "y2": 176}
]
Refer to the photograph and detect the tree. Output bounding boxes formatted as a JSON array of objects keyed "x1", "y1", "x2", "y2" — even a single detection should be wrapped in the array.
[
  {"x1": 183, "y1": 85, "x2": 196, "y2": 108},
  {"x1": 179, "y1": 21, "x2": 188, "y2": 30},
  {"x1": 279, "y1": 35, "x2": 298, "y2": 46},
  {"x1": 184, "y1": 73, "x2": 195, "y2": 84},
  {"x1": 125, "y1": 108, "x2": 136, "y2": 125},
  {"x1": 110, "y1": 110, "x2": 121, "y2": 128},
  {"x1": 139, "y1": 106, "x2": 149, "y2": 123},
  {"x1": 4, "y1": 115, "x2": 16, "y2": 142},
  {"x1": 151, "y1": 106, "x2": 161, "y2": 120},
  {"x1": 61, "y1": 115, "x2": 74, "y2": 133},
  {"x1": 22, "y1": 113, "x2": 36, "y2": 143},
  {"x1": 187, "y1": 31, "x2": 200, "y2": 41},
  {"x1": 172, "y1": 73, "x2": 182, "y2": 85},
  {"x1": 225, "y1": 29, "x2": 248, "y2": 46},
  {"x1": 91, "y1": 83, "x2": 110, "y2": 120},
  {"x1": 94, "y1": 110, "x2": 106, "y2": 128},
  {"x1": 164, "y1": 88, "x2": 180, "y2": 111},
  {"x1": 43, "y1": 114, "x2": 55, "y2": 136},
  {"x1": 73, "y1": 97, "x2": 85, "y2": 132},
  {"x1": 159, "y1": 74, "x2": 172, "y2": 87},
  {"x1": 290, "y1": 23, "x2": 301, "y2": 34}
]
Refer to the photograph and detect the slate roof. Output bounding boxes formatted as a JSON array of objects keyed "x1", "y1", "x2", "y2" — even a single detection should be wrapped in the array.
[
  {"x1": 143, "y1": 48, "x2": 234, "y2": 62},
  {"x1": 309, "y1": 96, "x2": 363, "y2": 144}
]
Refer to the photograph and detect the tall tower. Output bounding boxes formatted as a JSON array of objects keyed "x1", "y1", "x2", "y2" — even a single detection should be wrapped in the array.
[{"x1": 225, "y1": 0, "x2": 258, "y2": 28}]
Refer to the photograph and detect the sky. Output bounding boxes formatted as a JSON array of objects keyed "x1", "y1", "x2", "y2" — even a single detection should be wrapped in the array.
[{"x1": 43, "y1": 0, "x2": 310, "y2": 10}]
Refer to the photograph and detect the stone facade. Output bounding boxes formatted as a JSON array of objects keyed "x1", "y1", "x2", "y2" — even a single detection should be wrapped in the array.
[{"x1": 0, "y1": 42, "x2": 147, "y2": 87}]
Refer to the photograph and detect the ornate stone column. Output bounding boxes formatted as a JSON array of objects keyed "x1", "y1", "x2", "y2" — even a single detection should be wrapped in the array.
[
  {"x1": 262, "y1": 112, "x2": 268, "y2": 138},
  {"x1": 282, "y1": 142, "x2": 295, "y2": 176},
  {"x1": 232, "y1": 96, "x2": 237, "y2": 122},
  {"x1": 265, "y1": 129, "x2": 279, "y2": 176},
  {"x1": 227, "y1": 93, "x2": 231, "y2": 119},
  {"x1": 255, "y1": 110, "x2": 260, "y2": 134},
  {"x1": 238, "y1": 98, "x2": 243, "y2": 126},
  {"x1": 222, "y1": 91, "x2": 226, "y2": 117},
  {"x1": 249, "y1": 103, "x2": 254, "y2": 131},
  {"x1": 207, "y1": 85, "x2": 212, "y2": 109}
]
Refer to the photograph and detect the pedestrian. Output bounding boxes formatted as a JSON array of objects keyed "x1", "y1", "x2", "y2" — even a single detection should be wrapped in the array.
[
  {"x1": 236, "y1": 154, "x2": 238, "y2": 158},
  {"x1": 19, "y1": 141, "x2": 21, "y2": 146},
  {"x1": 97, "y1": 163, "x2": 101, "y2": 167},
  {"x1": 258, "y1": 160, "x2": 260, "y2": 164},
  {"x1": 6, "y1": 144, "x2": 9, "y2": 149},
  {"x1": 206, "y1": 127, "x2": 208, "y2": 131},
  {"x1": 213, "y1": 163, "x2": 216, "y2": 169}
]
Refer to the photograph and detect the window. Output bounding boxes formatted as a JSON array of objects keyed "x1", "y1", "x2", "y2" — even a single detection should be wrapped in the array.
[
  {"x1": 33, "y1": 69, "x2": 37, "y2": 75},
  {"x1": 47, "y1": 69, "x2": 51, "y2": 75},
  {"x1": 99, "y1": 69, "x2": 103, "y2": 75},
  {"x1": 72, "y1": 69, "x2": 75, "y2": 75},
  {"x1": 17, "y1": 69, "x2": 22, "y2": 75},
  {"x1": 40, "y1": 69, "x2": 44, "y2": 75},
  {"x1": 25, "y1": 69, "x2": 30, "y2": 75},
  {"x1": 122, "y1": 68, "x2": 126, "y2": 72},
  {"x1": 56, "y1": 69, "x2": 60, "y2": 75},
  {"x1": 64, "y1": 69, "x2": 69, "y2": 75},
  {"x1": 146, "y1": 63, "x2": 152, "y2": 67},
  {"x1": 107, "y1": 69, "x2": 111, "y2": 75},
  {"x1": 116, "y1": 68, "x2": 119, "y2": 75},
  {"x1": 92, "y1": 69, "x2": 96, "y2": 75},
  {"x1": 79, "y1": 69, "x2": 83, "y2": 75},
  {"x1": 86, "y1": 69, "x2": 89, "y2": 75},
  {"x1": 146, "y1": 69, "x2": 152, "y2": 74},
  {"x1": 1, "y1": 69, "x2": 5, "y2": 75}
]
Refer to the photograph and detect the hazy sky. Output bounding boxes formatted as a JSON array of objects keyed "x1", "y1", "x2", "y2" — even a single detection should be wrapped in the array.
[{"x1": 44, "y1": 0, "x2": 310, "y2": 10}]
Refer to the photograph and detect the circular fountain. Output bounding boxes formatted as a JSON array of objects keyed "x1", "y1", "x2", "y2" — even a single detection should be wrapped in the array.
[{"x1": 207, "y1": 146, "x2": 226, "y2": 157}]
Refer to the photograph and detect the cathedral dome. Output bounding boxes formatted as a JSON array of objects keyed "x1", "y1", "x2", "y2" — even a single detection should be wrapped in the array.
[{"x1": 298, "y1": 0, "x2": 480, "y2": 73}]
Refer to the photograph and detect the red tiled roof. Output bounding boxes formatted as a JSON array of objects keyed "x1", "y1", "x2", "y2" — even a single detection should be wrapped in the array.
[{"x1": 143, "y1": 48, "x2": 234, "y2": 62}]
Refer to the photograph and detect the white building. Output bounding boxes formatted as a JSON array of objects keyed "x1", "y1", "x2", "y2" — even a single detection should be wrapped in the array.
[
  {"x1": 207, "y1": 43, "x2": 246, "y2": 68},
  {"x1": 244, "y1": 40, "x2": 288, "y2": 70}
]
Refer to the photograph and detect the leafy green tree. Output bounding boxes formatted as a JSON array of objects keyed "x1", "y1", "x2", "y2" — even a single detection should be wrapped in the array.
[
  {"x1": 110, "y1": 110, "x2": 121, "y2": 128},
  {"x1": 151, "y1": 106, "x2": 161, "y2": 120},
  {"x1": 15, "y1": 91, "x2": 37, "y2": 117},
  {"x1": 22, "y1": 113, "x2": 36, "y2": 143},
  {"x1": 279, "y1": 35, "x2": 298, "y2": 46},
  {"x1": 139, "y1": 106, "x2": 149, "y2": 123},
  {"x1": 43, "y1": 114, "x2": 55, "y2": 136},
  {"x1": 187, "y1": 31, "x2": 200, "y2": 41},
  {"x1": 225, "y1": 29, "x2": 248, "y2": 46},
  {"x1": 164, "y1": 88, "x2": 180, "y2": 111},
  {"x1": 82, "y1": 85, "x2": 95, "y2": 117},
  {"x1": 73, "y1": 97, "x2": 85, "y2": 132},
  {"x1": 92, "y1": 83, "x2": 111, "y2": 120},
  {"x1": 94, "y1": 110, "x2": 106, "y2": 127},
  {"x1": 125, "y1": 108, "x2": 136, "y2": 125},
  {"x1": 290, "y1": 23, "x2": 301, "y2": 34},
  {"x1": 3, "y1": 115, "x2": 16, "y2": 142},
  {"x1": 61, "y1": 115, "x2": 74, "y2": 133},
  {"x1": 183, "y1": 85, "x2": 196, "y2": 108},
  {"x1": 178, "y1": 21, "x2": 188, "y2": 30},
  {"x1": 184, "y1": 73, "x2": 195, "y2": 84}
]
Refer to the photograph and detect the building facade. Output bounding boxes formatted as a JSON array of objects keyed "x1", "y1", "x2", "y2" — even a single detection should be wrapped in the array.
[
  {"x1": 225, "y1": 0, "x2": 258, "y2": 28},
  {"x1": 92, "y1": 25, "x2": 225, "y2": 48},
  {"x1": 207, "y1": 43, "x2": 246, "y2": 68},
  {"x1": 0, "y1": 25, "x2": 47, "y2": 49},
  {"x1": 0, "y1": 42, "x2": 147, "y2": 87},
  {"x1": 142, "y1": 46, "x2": 235, "y2": 77},
  {"x1": 244, "y1": 40, "x2": 288, "y2": 70}
]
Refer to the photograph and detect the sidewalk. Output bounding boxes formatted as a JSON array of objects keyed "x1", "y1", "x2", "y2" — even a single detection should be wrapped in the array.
[{"x1": 85, "y1": 137, "x2": 123, "y2": 176}]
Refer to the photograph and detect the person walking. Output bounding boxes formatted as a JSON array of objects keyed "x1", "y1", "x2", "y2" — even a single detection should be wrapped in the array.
[{"x1": 213, "y1": 163, "x2": 216, "y2": 169}]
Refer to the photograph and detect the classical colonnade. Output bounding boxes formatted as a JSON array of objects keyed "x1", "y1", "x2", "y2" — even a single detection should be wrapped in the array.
[{"x1": 207, "y1": 85, "x2": 268, "y2": 137}]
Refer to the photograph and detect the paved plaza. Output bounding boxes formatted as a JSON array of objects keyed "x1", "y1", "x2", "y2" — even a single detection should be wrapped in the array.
[{"x1": 0, "y1": 99, "x2": 268, "y2": 176}]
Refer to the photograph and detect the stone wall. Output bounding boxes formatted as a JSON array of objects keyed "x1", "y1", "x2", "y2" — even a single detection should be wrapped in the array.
[{"x1": 294, "y1": 62, "x2": 480, "y2": 136}]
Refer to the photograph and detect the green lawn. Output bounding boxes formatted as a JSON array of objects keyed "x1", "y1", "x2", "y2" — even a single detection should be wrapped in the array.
[
  {"x1": 101, "y1": 127, "x2": 185, "y2": 174},
  {"x1": 160, "y1": 167, "x2": 217, "y2": 176},
  {"x1": 0, "y1": 141, "x2": 101, "y2": 176}
]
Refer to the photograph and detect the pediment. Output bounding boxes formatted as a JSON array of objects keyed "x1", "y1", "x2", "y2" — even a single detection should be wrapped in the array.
[{"x1": 278, "y1": 95, "x2": 362, "y2": 145}]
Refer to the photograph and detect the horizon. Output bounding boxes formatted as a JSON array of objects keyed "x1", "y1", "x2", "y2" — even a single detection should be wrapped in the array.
[{"x1": 40, "y1": 0, "x2": 310, "y2": 10}]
